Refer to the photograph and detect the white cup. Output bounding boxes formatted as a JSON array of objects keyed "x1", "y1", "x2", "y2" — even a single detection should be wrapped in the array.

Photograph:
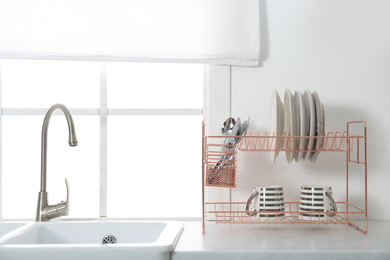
[
  {"x1": 245, "y1": 186, "x2": 285, "y2": 219},
  {"x1": 299, "y1": 185, "x2": 337, "y2": 220}
]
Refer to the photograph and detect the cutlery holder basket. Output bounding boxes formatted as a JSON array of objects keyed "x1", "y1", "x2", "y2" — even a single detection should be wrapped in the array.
[
  {"x1": 205, "y1": 164, "x2": 236, "y2": 188},
  {"x1": 203, "y1": 138, "x2": 238, "y2": 188}
]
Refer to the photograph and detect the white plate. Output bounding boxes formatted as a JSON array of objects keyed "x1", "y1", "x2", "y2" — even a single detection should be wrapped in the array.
[
  {"x1": 283, "y1": 88, "x2": 298, "y2": 163},
  {"x1": 303, "y1": 90, "x2": 316, "y2": 160},
  {"x1": 269, "y1": 89, "x2": 284, "y2": 162},
  {"x1": 294, "y1": 90, "x2": 309, "y2": 162},
  {"x1": 310, "y1": 91, "x2": 325, "y2": 163}
]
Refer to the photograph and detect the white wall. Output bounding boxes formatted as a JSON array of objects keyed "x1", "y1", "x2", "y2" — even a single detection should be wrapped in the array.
[{"x1": 228, "y1": 0, "x2": 390, "y2": 220}]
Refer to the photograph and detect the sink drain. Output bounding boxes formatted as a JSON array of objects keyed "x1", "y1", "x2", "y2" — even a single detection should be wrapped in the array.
[{"x1": 102, "y1": 235, "x2": 117, "y2": 244}]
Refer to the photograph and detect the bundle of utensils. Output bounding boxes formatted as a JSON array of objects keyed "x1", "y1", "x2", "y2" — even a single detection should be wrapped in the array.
[{"x1": 214, "y1": 116, "x2": 252, "y2": 170}]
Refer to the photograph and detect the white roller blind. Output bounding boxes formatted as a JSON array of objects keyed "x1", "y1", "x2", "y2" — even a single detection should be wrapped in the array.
[{"x1": 0, "y1": 0, "x2": 260, "y2": 66}]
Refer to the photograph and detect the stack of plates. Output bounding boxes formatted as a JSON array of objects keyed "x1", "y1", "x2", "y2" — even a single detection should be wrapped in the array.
[
  {"x1": 269, "y1": 89, "x2": 325, "y2": 163},
  {"x1": 269, "y1": 89, "x2": 284, "y2": 162}
]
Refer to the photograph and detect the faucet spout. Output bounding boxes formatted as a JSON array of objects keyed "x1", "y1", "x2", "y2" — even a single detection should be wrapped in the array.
[
  {"x1": 36, "y1": 104, "x2": 77, "y2": 221},
  {"x1": 40, "y1": 104, "x2": 77, "y2": 192}
]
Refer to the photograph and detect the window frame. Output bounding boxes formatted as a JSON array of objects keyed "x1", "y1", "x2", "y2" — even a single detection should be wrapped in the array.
[{"x1": 0, "y1": 61, "x2": 231, "y2": 219}]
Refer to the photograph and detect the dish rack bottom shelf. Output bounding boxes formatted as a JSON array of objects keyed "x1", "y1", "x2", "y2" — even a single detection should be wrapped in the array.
[{"x1": 204, "y1": 202, "x2": 367, "y2": 234}]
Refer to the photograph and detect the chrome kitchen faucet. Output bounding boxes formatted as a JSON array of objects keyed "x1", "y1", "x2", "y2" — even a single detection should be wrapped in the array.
[{"x1": 36, "y1": 104, "x2": 78, "y2": 221}]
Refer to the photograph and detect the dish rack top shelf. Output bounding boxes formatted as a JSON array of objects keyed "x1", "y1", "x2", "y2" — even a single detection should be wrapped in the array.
[
  {"x1": 207, "y1": 131, "x2": 363, "y2": 152},
  {"x1": 203, "y1": 121, "x2": 366, "y2": 154}
]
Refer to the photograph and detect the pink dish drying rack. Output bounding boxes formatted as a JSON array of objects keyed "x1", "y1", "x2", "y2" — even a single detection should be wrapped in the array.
[{"x1": 202, "y1": 121, "x2": 368, "y2": 234}]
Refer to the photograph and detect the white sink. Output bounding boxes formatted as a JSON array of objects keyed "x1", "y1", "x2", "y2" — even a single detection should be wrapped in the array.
[
  {"x1": 0, "y1": 220, "x2": 183, "y2": 260},
  {"x1": 0, "y1": 222, "x2": 27, "y2": 237}
]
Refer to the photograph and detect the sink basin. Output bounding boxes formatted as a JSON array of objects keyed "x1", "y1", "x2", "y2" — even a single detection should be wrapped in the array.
[
  {"x1": 0, "y1": 220, "x2": 183, "y2": 260},
  {"x1": 0, "y1": 222, "x2": 27, "y2": 237}
]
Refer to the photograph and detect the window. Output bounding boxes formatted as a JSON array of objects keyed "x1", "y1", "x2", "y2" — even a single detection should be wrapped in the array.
[{"x1": 0, "y1": 60, "x2": 203, "y2": 219}]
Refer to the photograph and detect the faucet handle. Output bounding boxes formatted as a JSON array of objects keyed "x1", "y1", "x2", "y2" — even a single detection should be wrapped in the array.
[
  {"x1": 56, "y1": 178, "x2": 70, "y2": 216},
  {"x1": 65, "y1": 177, "x2": 69, "y2": 198}
]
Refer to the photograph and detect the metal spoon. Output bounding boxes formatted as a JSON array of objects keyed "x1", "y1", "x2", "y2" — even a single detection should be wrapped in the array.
[
  {"x1": 223, "y1": 117, "x2": 241, "y2": 146},
  {"x1": 214, "y1": 117, "x2": 240, "y2": 170},
  {"x1": 221, "y1": 117, "x2": 236, "y2": 135}
]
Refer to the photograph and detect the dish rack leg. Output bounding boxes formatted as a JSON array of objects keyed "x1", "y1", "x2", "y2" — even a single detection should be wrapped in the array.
[{"x1": 202, "y1": 121, "x2": 205, "y2": 234}]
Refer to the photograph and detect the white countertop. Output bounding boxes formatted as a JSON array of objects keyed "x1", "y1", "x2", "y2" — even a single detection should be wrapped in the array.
[{"x1": 172, "y1": 221, "x2": 390, "y2": 260}]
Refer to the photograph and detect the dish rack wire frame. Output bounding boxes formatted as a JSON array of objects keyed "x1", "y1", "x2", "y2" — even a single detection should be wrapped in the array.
[{"x1": 201, "y1": 121, "x2": 368, "y2": 234}]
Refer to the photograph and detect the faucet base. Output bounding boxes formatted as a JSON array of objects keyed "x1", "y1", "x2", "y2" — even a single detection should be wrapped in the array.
[
  {"x1": 36, "y1": 191, "x2": 49, "y2": 222},
  {"x1": 36, "y1": 183, "x2": 69, "y2": 222}
]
